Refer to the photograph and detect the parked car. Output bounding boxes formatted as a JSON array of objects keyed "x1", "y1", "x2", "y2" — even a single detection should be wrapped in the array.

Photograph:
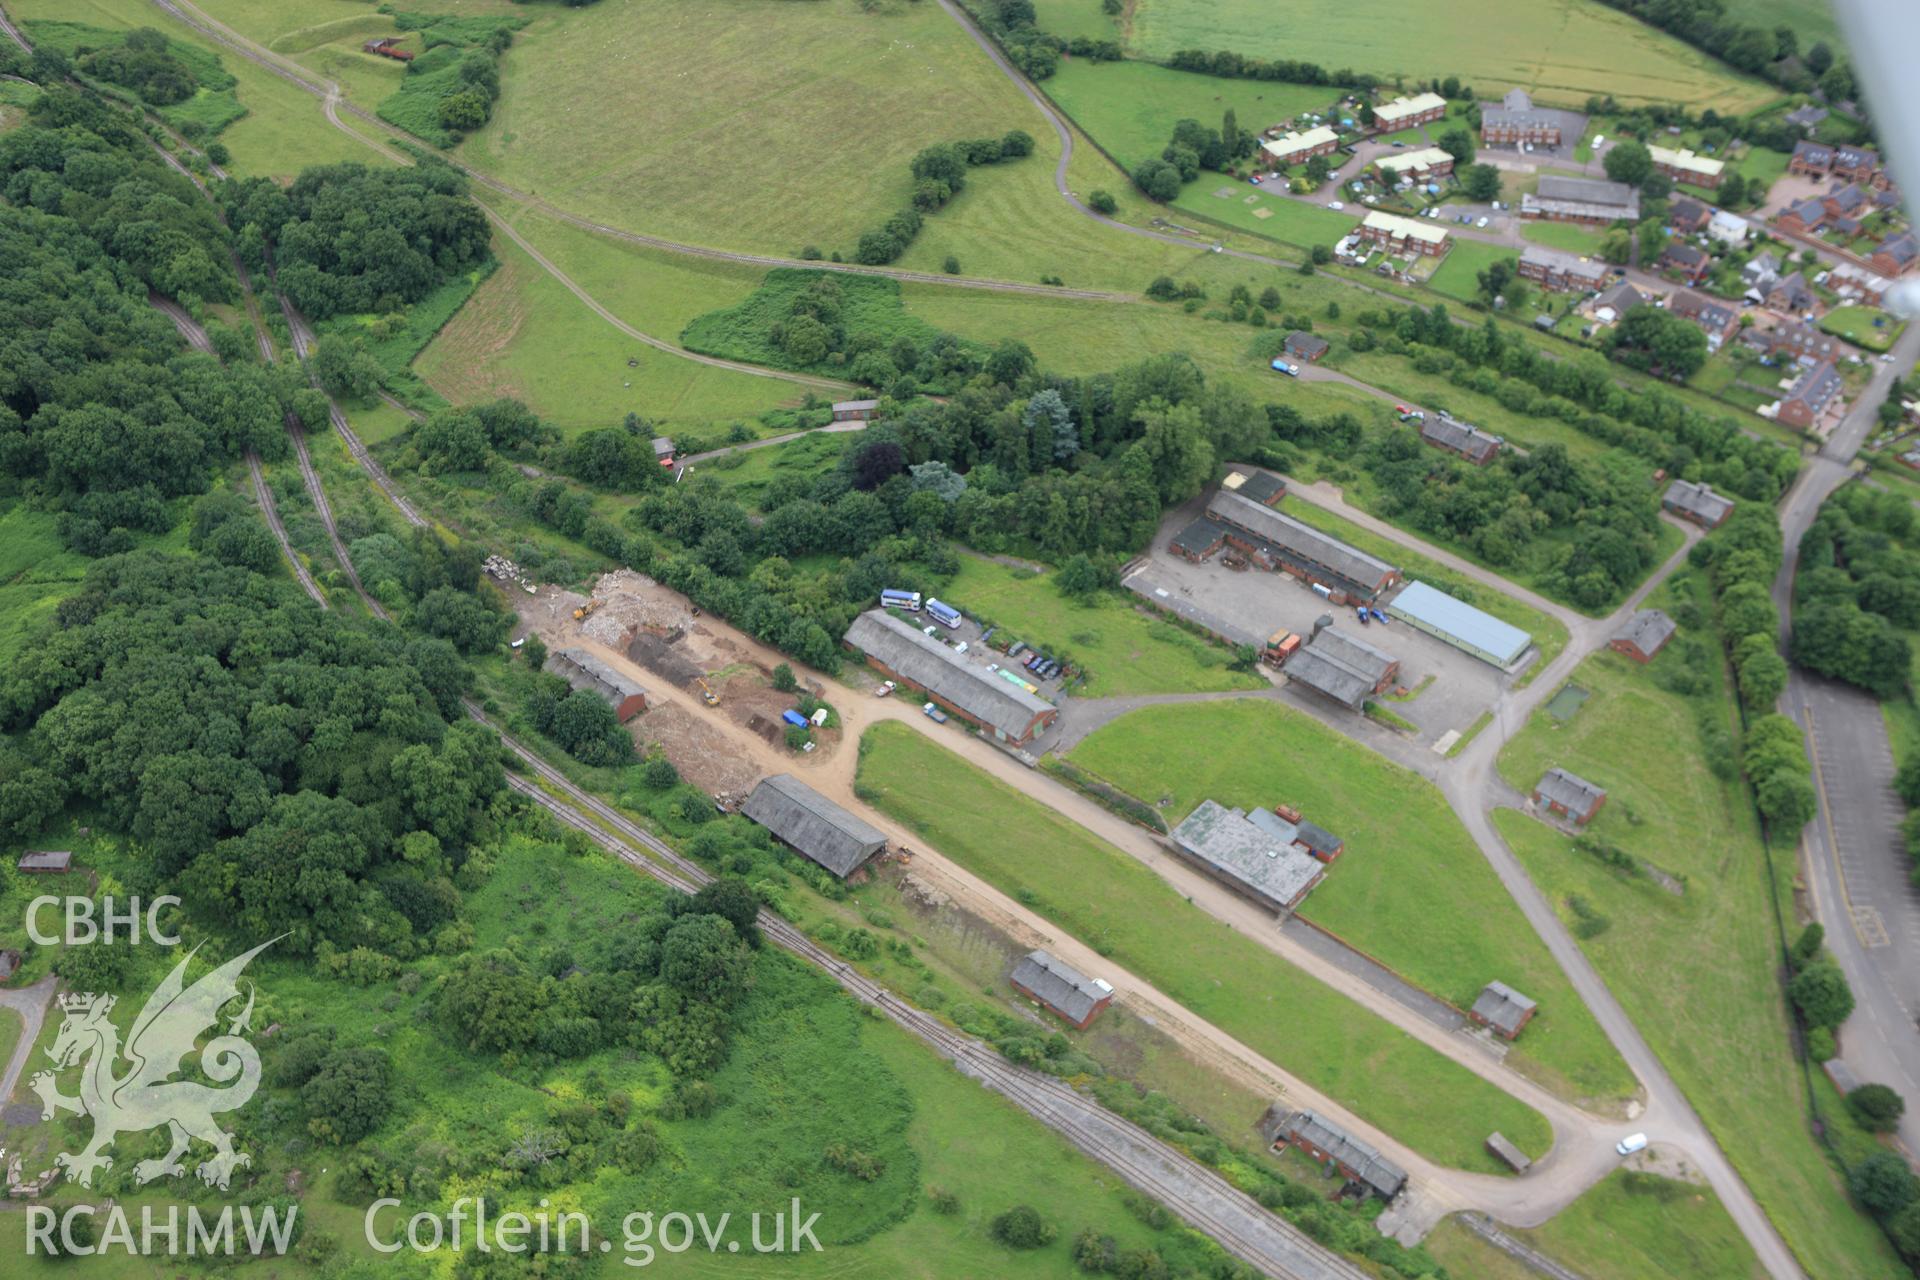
[
  {"x1": 1390, "y1": 140, "x2": 1405, "y2": 148},
  {"x1": 923, "y1": 625, "x2": 939, "y2": 637},
  {"x1": 1370, "y1": 608, "x2": 1390, "y2": 624},
  {"x1": 1327, "y1": 201, "x2": 1343, "y2": 210},
  {"x1": 922, "y1": 702, "x2": 948, "y2": 724},
  {"x1": 1356, "y1": 607, "x2": 1369, "y2": 625},
  {"x1": 1476, "y1": 216, "x2": 1490, "y2": 228},
  {"x1": 954, "y1": 641, "x2": 969, "y2": 654},
  {"x1": 876, "y1": 680, "x2": 896, "y2": 698},
  {"x1": 1616, "y1": 1133, "x2": 1648, "y2": 1156}
]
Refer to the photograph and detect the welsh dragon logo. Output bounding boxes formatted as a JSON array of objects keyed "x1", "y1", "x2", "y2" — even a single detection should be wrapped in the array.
[{"x1": 29, "y1": 939, "x2": 276, "y2": 1190}]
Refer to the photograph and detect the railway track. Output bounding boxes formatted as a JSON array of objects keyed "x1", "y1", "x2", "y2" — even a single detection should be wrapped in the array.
[{"x1": 477, "y1": 705, "x2": 1369, "y2": 1280}]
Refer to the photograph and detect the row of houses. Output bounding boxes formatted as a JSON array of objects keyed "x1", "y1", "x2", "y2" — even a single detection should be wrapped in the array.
[
  {"x1": 843, "y1": 610, "x2": 1057, "y2": 746},
  {"x1": 1171, "y1": 486, "x2": 1404, "y2": 605},
  {"x1": 1371, "y1": 92, "x2": 1447, "y2": 132},
  {"x1": 1262, "y1": 125, "x2": 1339, "y2": 168},
  {"x1": 1743, "y1": 318, "x2": 1841, "y2": 366},
  {"x1": 1787, "y1": 139, "x2": 1893, "y2": 190},
  {"x1": 1769, "y1": 360, "x2": 1846, "y2": 431},
  {"x1": 1776, "y1": 186, "x2": 1914, "y2": 277},
  {"x1": 1518, "y1": 244, "x2": 1607, "y2": 294},
  {"x1": 1356, "y1": 209, "x2": 1451, "y2": 258}
]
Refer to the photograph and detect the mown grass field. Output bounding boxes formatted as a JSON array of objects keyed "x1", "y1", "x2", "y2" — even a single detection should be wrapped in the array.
[
  {"x1": 1426, "y1": 238, "x2": 1518, "y2": 304},
  {"x1": 413, "y1": 226, "x2": 806, "y2": 433},
  {"x1": 859, "y1": 721, "x2": 1556, "y2": 1169},
  {"x1": 1521, "y1": 220, "x2": 1612, "y2": 256},
  {"x1": 943, "y1": 555, "x2": 1268, "y2": 696},
  {"x1": 1045, "y1": 59, "x2": 1338, "y2": 168},
  {"x1": 1121, "y1": 0, "x2": 1778, "y2": 113},
  {"x1": 1427, "y1": 1169, "x2": 1765, "y2": 1280},
  {"x1": 1493, "y1": 574, "x2": 1904, "y2": 1280},
  {"x1": 1175, "y1": 180, "x2": 1361, "y2": 252},
  {"x1": 1065, "y1": 700, "x2": 1633, "y2": 1103},
  {"x1": 1820, "y1": 304, "x2": 1905, "y2": 353}
]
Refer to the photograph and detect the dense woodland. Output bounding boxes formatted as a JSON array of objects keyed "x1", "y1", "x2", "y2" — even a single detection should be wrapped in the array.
[{"x1": 1793, "y1": 484, "x2": 1918, "y2": 699}]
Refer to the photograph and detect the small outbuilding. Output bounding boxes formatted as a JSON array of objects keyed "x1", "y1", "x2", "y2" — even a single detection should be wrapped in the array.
[
  {"x1": 741, "y1": 773, "x2": 888, "y2": 879},
  {"x1": 546, "y1": 648, "x2": 648, "y2": 721},
  {"x1": 1470, "y1": 980, "x2": 1538, "y2": 1039},
  {"x1": 1662, "y1": 479, "x2": 1734, "y2": 529},
  {"x1": 650, "y1": 436, "x2": 677, "y2": 465},
  {"x1": 1610, "y1": 610, "x2": 1676, "y2": 664},
  {"x1": 831, "y1": 399, "x2": 881, "y2": 422},
  {"x1": 16, "y1": 850, "x2": 73, "y2": 874},
  {"x1": 1283, "y1": 331, "x2": 1330, "y2": 364},
  {"x1": 1009, "y1": 950, "x2": 1114, "y2": 1029},
  {"x1": 1534, "y1": 767, "x2": 1607, "y2": 825}
]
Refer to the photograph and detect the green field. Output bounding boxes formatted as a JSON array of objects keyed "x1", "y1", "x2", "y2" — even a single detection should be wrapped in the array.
[
  {"x1": 1427, "y1": 1170, "x2": 1765, "y2": 1280},
  {"x1": 1521, "y1": 220, "x2": 1612, "y2": 256},
  {"x1": 942, "y1": 555, "x2": 1267, "y2": 696},
  {"x1": 1493, "y1": 576, "x2": 1904, "y2": 1280},
  {"x1": 1045, "y1": 58, "x2": 1337, "y2": 168},
  {"x1": 1176, "y1": 181, "x2": 1361, "y2": 252},
  {"x1": 22, "y1": 19, "x2": 246, "y2": 136},
  {"x1": 1427, "y1": 239, "x2": 1519, "y2": 304},
  {"x1": 1066, "y1": 701, "x2": 1633, "y2": 1102},
  {"x1": 859, "y1": 721, "x2": 1556, "y2": 1168},
  {"x1": 1820, "y1": 304, "x2": 1906, "y2": 352},
  {"x1": 1121, "y1": 0, "x2": 1778, "y2": 113}
]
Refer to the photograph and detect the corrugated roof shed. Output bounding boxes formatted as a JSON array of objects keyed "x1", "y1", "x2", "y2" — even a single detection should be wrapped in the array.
[
  {"x1": 16, "y1": 850, "x2": 73, "y2": 873},
  {"x1": 1206, "y1": 490, "x2": 1398, "y2": 596},
  {"x1": 1286, "y1": 650, "x2": 1374, "y2": 710},
  {"x1": 1171, "y1": 515, "x2": 1230, "y2": 558},
  {"x1": 1171, "y1": 800, "x2": 1325, "y2": 910},
  {"x1": 1663, "y1": 479, "x2": 1734, "y2": 525},
  {"x1": 1471, "y1": 981, "x2": 1537, "y2": 1036},
  {"x1": 1420, "y1": 415, "x2": 1502, "y2": 463},
  {"x1": 1536, "y1": 767, "x2": 1606, "y2": 813},
  {"x1": 1223, "y1": 467, "x2": 1287, "y2": 506},
  {"x1": 1010, "y1": 950, "x2": 1111, "y2": 1024},
  {"x1": 843, "y1": 611, "x2": 1055, "y2": 738},
  {"x1": 1261, "y1": 1107, "x2": 1407, "y2": 1199},
  {"x1": 1306, "y1": 627, "x2": 1396, "y2": 685},
  {"x1": 1612, "y1": 609, "x2": 1676, "y2": 656},
  {"x1": 1386, "y1": 580, "x2": 1531, "y2": 666},
  {"x1": 741, "y1": 774, "x2": 888, "y2": 878},
  {"x1": 548, "y1": 648, "x2": 646, "y2": 708}
]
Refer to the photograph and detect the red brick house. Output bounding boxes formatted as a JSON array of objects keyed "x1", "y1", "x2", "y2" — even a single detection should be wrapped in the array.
[
  {"x1": 1534, "y1": 767, "x2": 1606, "y2": 824},
  {"x1": 1610, "y1": 609, "x2": 1676, "y2": 663}
]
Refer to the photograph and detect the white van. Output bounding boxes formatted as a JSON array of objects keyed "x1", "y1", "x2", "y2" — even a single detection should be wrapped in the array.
[{"x1": 1616, "y1": 1133, "x2": 1648, "y2": 1156}]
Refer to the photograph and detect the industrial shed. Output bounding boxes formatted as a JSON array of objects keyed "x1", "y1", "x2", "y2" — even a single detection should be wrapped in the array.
[
  {"x1": 546, "y1": 648, "x2": 648, "y2": 721},
  {"x1": 1386, "y1": 580, "x2": 1532, "y2": 668},
  {"x1": 1220, "y1": 467, "x2": 1286, "y2": 507},
  {"x1": 1009, "y1": 950, "x2": 1114, "y2": 1029},
  {"x1": 843, "y1": 610, "x2": 1057, "y2": 745},
  {"x1": 741, "y1": 774, "x2": 888, "y2": 879},
  {"x1": 1284, "y1": 625, "x2": 1399, "y2": 711},
  {"x1": 1203, "y1": 490, "x2": 1402, "y2": 603},
  {"x1": 16, "y1": 850, "x2": 73, "y2": 874},
  {"x1": 1171, "y1": 800, "x2": 1325, "y2": 912},
  {"x1": 1259, "y1": 1105, "x2": 1407, "y2": 1200}
]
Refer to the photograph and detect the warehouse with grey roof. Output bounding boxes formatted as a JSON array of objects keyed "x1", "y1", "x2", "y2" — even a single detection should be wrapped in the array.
[
  {"x1": 1284, "y1": 624, "x2": 1400, "y2": 711},
  {"x1": 546, "y1": 648, "x2": 648, "y2": 720},
  {"x1": 1386, "y1": 580, "x2": 1532, "y2": 668},
  {"x1": 1259, "y1": 1106, "x2": 1407, "y2": 1200},
  {"x1": 741, "y1": 773, "x2": 889, "y2": 878},
  {"x1": 1170, "y1": 799, "x2": 1326, "y2": 911},
  {"x1": 1009, "y1": 950, "x2": 1114, "y2": 1029},
  {"x1": 1173, "y1": 487, "x2": 1401, "y2": 603},
  {"x1": 843, "y1": 610, "x2": 1057, "y2": 745}
]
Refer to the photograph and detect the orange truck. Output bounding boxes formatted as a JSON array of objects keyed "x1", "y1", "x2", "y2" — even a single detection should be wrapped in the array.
[{"x1": 1263, "y1": 629, "x2": 1301, "y2": 665}]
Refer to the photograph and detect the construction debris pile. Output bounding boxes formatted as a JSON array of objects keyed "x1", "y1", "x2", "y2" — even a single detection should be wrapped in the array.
[
  {"x1": 582, "y1": 570, "x2": 693, "y2": 648},
  {"x1": 483, "y1": 554, "x2": 538, "y2": 595}
]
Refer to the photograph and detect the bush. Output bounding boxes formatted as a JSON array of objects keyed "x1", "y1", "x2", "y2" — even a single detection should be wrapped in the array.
[
  {"x1": 1089, "y1": 189, "x2": 1117, "y2": 215},
  {"x1": 1788, "y1": 959, "x2": 1854, "y2": 1029},
  {"x1": 1807, "y1": 1025, "x2": 1836, "y2": 1062},
  {"x1": 1848, "y1": 1083, "x2": 1908, "y2": 1133},
  {"x1": 990, "y1": 1205, "x2": 1056, "y2": 1249}
]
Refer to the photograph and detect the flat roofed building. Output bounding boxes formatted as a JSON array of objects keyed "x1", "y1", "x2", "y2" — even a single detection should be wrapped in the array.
[
  {"x1": 843, "y1": 610, "x2": 1056, "y2": 744},
  {"x1": 17, "y1": 850, "x2": 73, "y2": 874},
  {"x1": 1470, "y1": 981, "x2": 1538, "y2": 1038},
  {"x1": 1220, "y1": 467, "x2": 1287, "y2": 506},
  {"x1": 1261, "y1": 125, "x2": 1339, "y2": 166},
  {"x1": 1171, "y1": 799, "x2": 1326, "y2": 912},
  {"x1": 1662, "y1": 478, "x2": 1734, "y2": 528},
  {"x1": 1486, "y1": 1132, "x2": 1532, "y2": 1173},
  {"x1": 1205, "y1": 489, "x2": 1402, "y2": 602},
  {"x1": 1375, "y1": 146, "x2": 1454, "y2": 180},
  {"x1": 1372, "y1": 92, "x2": 1447, "y2": 131},
  {"x1": 1610, "y1": 609, "x2": 1677, "y2": 663},
  {"x1": 1356, "y1": 209, "x2": 1450, "y2": 257},
  {"x1": 1420, "y1": 415, "x2": 1503, "y2": 465},
  {"x1": 1386, "y1": 580, "x2": 1531, "y2": 667},
  {"x1": 1534, "y1": 767, "x2": 1607, "y2": 824},
  {"x1": 1649, "y1": 145, "x2": 1724, "y2": 187},
  {"x1": 1259, "y1": 1105, "x2": 1408, "y2": 1200},
  {"x1": 1009, "y1": 950, "x2": 1114, "y2": 1029},
  {"x1": 1518, "y1": 245, "x2": 1607, "y2": 293},
  {"x1": 742, "y1": 773, "x2": 888, "y2": 879},
  {"x1": 547, "y1": 648, "x2": 647, "y2": 721},
  {"x1": 1521, "y1": 175, "x2": 1639, "y2": 225}
]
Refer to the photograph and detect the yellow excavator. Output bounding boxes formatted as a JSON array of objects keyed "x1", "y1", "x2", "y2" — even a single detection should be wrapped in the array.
[
  {"x1": 572, "y1": 599, "x2": 602, "y2": 622},
  {"x1": 696, "y1": 678, "x2": 719, "y2": 707}
]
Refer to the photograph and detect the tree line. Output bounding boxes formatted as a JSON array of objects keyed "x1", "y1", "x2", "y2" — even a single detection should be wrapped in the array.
[
  {"x1": 843, "y1": 131, "x2": 1033, "y2": 268},
  {"x1": 1792, "y1": 483, "x2": 1916, "y2": 699}
]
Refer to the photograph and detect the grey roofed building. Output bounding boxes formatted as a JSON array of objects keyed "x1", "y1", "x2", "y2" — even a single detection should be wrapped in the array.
[
  {"x1": 1792, "y1": 139, "x2": 1834, "y2": 169},
  {"x1": 1285, "y1": 626, "x2": 1397, "y2": 710},
  {"x1": 1879, "y1": 232, "x2": 1918, "y2": 271},
  {"x1": 741, "y1": 773, "x2": 888, "y2": 878},
  {"x1": 1283, "y1": 331, "x2": 1330, "y2": 362},
  {"x1": 1387, "y1": 580, "x2": 1532, "y2": 666},
  {"x1": 1470, "y1": 981, "x2": 1537, "y2": 1037},
  {"x1": 1009, "y1": 950, "x2": 1113, "y2": 1028},
  {"x1": 1307, "y1": 626, "x2": 1396, "y2": 686},
  {"x1": 1611, "y1": 609, "x2": 1677, "y2": 660},
  {"x1": 1769, "y1": 270, "x2": 1817, "y2": 312},
  {"x1": 1668, "y1": 196, "x2": 1709, "y2": 230},
  {"x1": 843, "y1": 610, "x2": 1056, "y2": 742},
  {"x1": 1259, "y1": 1106, "x2": 1408, "y2": 1200},
  {"x1": 1742, "y1": 250, "x2": 1780, "y2": 287},
  {"x1": 1593, "y1": 280, "x2": 1645, "y2": 319},
  {"x1": 1786, "y1": 360, "x2": 1843, "y2": 410},
  {"x1": 1663, "y1": 477, "x2": 1735, "y2": 527},
  {"x1": 1523, "y1": 175, "x2": 1639, "y2": 222},
  {"x1": 1785, "y1": 104, "x2": 1828, "y2": 131},
  {"x1": 1420, "y1": 414, "x2": 1502, "y2": 464},
  {"x1": 16, "y1": 849, "x2": 73, "y2": 873},
  {"x1": 1170, "y1": 514, "x2": 1230, "y2": 560},
  {"x1": 1220, "y1": 466, "x2": 1286, "y2": 507},
  {"x1": 1206, "y1": 489, "x2": 1399, "y2": 598},
  {"x1": 1486, "y1": 1132, "x2": 1533, "y2": 1173},
  {"x1": 548, "y1": 648, "x2": 647, "y2": 719},
  {"x1": 650, "y1": 436, "x2": 675, "y2": 459},
  {"x1": 1171, "y1": 799, "x2": 1326, "y2": 911},
  {"x1": 1535, "y1": 767, "x2": 1607, "y2": 818}
]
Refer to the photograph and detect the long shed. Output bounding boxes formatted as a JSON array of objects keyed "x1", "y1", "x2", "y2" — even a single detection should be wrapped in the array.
[
  {"x1": 1009, "y1": 950, "x2": 1114, "y2": 1029},
  {"x1": 843, "y1": 610, "x2": 1056, "y2": 745},
  {"x1": 741, "y1": 774, "x2": 888, "y2": 878},
  {"x1": 1386, "y1": 580, "x2": 1531, "y2": 668}
]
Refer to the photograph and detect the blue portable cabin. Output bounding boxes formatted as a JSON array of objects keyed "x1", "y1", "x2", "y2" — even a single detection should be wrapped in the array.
[{"x1": 781, "y1": 709, "x2": 810, "y2": 728}]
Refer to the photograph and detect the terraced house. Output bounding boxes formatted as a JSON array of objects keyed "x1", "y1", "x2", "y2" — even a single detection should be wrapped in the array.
[
  {"x1": 1356, "y1": 210, "x2": 1450, "y2": 257},
  {"x1": 1479, "y1": 88, "x2": 1562, "y2": 147},
  {"x1": 1518, "y1": 244, "x2": 1606, "y2": 293}
]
